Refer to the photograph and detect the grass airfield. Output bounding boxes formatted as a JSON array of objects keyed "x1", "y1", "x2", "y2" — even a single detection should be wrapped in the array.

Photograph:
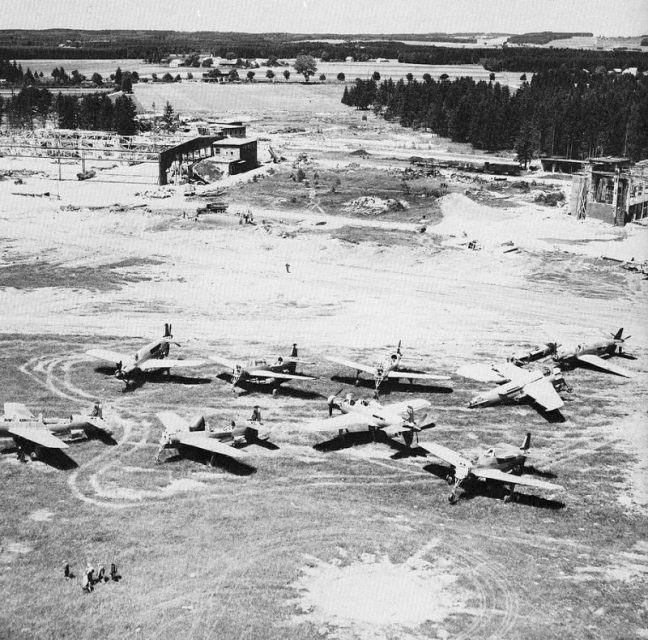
[{"x1": 1, "y1": 111, "x2": 648, "y2": 639}]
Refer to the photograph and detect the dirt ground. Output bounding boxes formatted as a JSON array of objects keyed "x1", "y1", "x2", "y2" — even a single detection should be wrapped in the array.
[{"x1": 0, "y1": 102, "x2": 647, "y2": 640}]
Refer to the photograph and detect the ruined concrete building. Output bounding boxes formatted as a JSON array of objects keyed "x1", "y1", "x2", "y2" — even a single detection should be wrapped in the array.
[{"x1": 569, "y1": 157, "x2": 648, "y2": 226}]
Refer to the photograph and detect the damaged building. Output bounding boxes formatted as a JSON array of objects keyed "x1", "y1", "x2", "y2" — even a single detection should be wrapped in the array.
[
  {"x1": 158, "y1": 128, "x2": 257, "y2": 185},
  {"x1": 568, "y1": 157, "x2": 648, "y2": 226}
]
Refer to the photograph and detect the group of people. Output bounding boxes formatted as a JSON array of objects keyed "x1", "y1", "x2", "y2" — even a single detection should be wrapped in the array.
[{"x1": 64, "y1": 561, "x2": 120, "y2": 593}]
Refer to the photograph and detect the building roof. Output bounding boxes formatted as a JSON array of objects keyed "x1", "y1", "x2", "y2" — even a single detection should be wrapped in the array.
[{"x1": 213, "y1": 138, "x2": 257, "y2": 147}]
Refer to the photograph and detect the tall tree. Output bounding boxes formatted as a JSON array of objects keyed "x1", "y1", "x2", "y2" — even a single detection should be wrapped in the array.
[
  {"x1": 113, "y1": 95, "x2": 137, "y2": 136},
  {"x1": 294, "y1": 55, "x2": 317, "y2": 82}
]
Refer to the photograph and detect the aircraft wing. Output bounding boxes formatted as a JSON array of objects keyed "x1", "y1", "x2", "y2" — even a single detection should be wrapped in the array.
[
  {"x1": 86, "y1": 349, "x2": 128, "y2": 366},
  {"x1": 522, "y1": 378, "x2": 564, "y2": 411},
  {"x1": 387, "y1": 398, "x2": 432, "y2": 412},
  {"x1": 8, "y1": 425, "x2": 69, "y2": 449},
  {"x1": 426, "y1": 442, "x2": 473, "y2": 469},
  {"x1": 381, "y1": 423, "x2": 413, "y2": 437},
  {"x1": 386, "y1": 370, "x2": 450, "y2": 381},
  {"x1": 247, "y1": 369, "x2": 316, "y2": 381},
  {"x1": 576, "y1": 354, "x2": 633, "y2": 378},
  {"x1": 209, "y1": 355, "x2": 238, "y2": 371},
  {"x1": 157, "y1": 411, "x2": 190, "y2": 432},
  {"x1": 325, "y1": 356, "x2": 375, "y2": 375},
  {"x1": 473, "y1": 467, "x2": 564, "y2": 492},
  {"x1": 174, "y1": 431, "x2": 248, "y2": 460},
  {"x1": 492, "y1": 362, "x2": 535, "y2": 384},
  {"x1": 301, "y1": 412, "x2": 370, "y2": 434},
  {"x1": 140, "y1": 358, "x2": 208, "y2": 371},
  {"x1": 4, "y1": 402, "x2": 35, "y2": 421}
]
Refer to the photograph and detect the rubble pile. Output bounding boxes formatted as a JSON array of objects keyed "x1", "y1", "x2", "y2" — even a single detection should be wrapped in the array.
[{"x1": 343, "y1": 196, "x2": 407, "y2": 215}]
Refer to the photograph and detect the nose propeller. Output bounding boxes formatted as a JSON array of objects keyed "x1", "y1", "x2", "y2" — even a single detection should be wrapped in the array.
[{"x1": 327, "y1": 388, "x2": 344, "y2": 416}]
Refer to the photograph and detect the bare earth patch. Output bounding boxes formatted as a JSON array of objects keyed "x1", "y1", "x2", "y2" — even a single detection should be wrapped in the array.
[{"x1": 289, "y1": 549, "x2": 469, "y2": 639}]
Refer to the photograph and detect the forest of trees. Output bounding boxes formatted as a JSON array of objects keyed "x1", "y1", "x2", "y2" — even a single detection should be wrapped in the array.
[
  {"x1": 0, "y1": 29, "x2": 646, "y2": 73},
  {"x1": 342, "y1": 69, "x2": 648, "y2": 163},
  {"x1": 0, "y1": 87, "x2": 139, "y2": 135}
]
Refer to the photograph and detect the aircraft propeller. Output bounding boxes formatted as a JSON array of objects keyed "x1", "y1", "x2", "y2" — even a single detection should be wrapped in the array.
[{"x1": 327, "y1": 388, "x2": 345, "y2": 416}]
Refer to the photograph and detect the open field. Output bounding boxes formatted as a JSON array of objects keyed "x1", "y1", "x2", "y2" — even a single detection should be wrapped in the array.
[
  {"x1": 1, "y1": 87, "x2": 648, "y2": 640},
  {"x1": 16, "y1": 58, "x2": 531, "y2": 88}
]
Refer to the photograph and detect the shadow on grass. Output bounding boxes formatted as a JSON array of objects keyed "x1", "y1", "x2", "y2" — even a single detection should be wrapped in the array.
[
  {"x1": 1, "y1": 446, "x2": 78, "y2": 470},
  {"x1": 164, "y1": 446, "x2": 257, "y2": 476},
  {"x1": 93, "y1": 367, "x2": 212, "y2": 392},
  {"x1": 422, "y1": 462, "x2": 565, "y2": 510},
  {"x1": 216, "y1": 374, "x2": 323, "y2": 400},
  {"x1": 330, "y1": 375, "x2": 453, "y2": 395}
]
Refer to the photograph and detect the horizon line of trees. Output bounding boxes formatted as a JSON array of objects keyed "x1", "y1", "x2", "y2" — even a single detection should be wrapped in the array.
[
  {"x1": 1, "y1": 42, "x2": 646, "y2": 74},
  {"x1": 342, "y1": 69, "x2": 648, "y2": 163}
]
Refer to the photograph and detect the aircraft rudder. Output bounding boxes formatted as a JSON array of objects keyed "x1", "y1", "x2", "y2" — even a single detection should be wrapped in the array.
[{"x1": 521, "y1": 432, "x2": 531, "y2": 451}]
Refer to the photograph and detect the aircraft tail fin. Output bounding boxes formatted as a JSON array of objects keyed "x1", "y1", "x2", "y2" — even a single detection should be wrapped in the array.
[
  {"x1": 613, "y1": 328, "x2": 624, "y2": 341},
  {"x1": 164, "y1": 323, "x2": 172, "y2": 338},
  {"x1": 189, "y1": 416, "x2": 205, "y2": 432},
  {"x1": 288, "y1": 344, "x2": 298, "y2": 373},
  {"x1": 520, "y1": 432, "x2": 531, "y2": 452}
]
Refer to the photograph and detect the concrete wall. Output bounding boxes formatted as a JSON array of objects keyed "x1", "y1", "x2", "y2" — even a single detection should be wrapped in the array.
[{"x1": 586, "y1": 202, "x2": 615, "y2": 223}]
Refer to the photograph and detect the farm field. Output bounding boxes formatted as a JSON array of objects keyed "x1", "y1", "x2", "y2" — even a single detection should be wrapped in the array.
[
  {"x1": 0, "y1": 84, "x2": 647, "y2": 640},
  {"x1": 15, "y1": 58, "x2": 531, "y2": 88}
]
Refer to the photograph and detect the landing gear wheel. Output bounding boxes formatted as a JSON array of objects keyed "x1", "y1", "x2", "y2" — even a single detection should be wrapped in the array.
[
  {"x1": 445, "y1": 474, "x2": 455, "y2": 485},
  {"x1": 272, "y1": 388, "x2": 279, "y2": 398},
  {"x1": 448, "y1": 494, "x2": 458, "y2": 505}
]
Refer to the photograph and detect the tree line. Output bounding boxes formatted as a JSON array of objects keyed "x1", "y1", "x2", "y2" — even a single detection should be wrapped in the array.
[
  {"x1": 342, "y1": 68, "x2": 648, "y2": 163},
  {"x1": 0, "y1": 87, "x2": 139, "y2": 135}
]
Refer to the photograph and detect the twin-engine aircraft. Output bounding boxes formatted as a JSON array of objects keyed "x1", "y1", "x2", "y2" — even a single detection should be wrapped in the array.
[
  {"x1": 210, "y1": 344, "x2": 316, "y2": 395},
  {"x1": 511, "y1": 328, "x2": 633, "y2": 378},
  {"x1": 1, "y1": 401, "x2": 112, "y2": 461},
  {"x1": 86, "y1": 324, "x2": 208, "y2": 388},
  {"x1": 326, "y1": 341, "x2": 450, "y2": 397},
  {"x1": 426, "y1": 433, "x2": 564, "y2": 504},
  {"x1": 302, "y1": 392, "x2": 434, "y2": 448},
  {"x1": 468, "y1": 363, "x2": 566, "y2": 413},
  {"x1": 155, "y1": 411, "x2": 273, "y2": 465}
]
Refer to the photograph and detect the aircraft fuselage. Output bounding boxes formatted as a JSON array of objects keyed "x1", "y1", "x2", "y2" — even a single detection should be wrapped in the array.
[{"x1": 118, "y1": 337, "x2": 172, "y2": 379}]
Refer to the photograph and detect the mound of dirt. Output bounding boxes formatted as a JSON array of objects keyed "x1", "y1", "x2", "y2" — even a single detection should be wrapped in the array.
[{"x1": 343, "y1": 196, "x2": 407, "y2": 215}]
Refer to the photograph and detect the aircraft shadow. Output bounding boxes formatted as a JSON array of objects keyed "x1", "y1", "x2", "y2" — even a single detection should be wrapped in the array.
[
  {"x1": 248, "y1": 438, "x2": 280, "y2": 451},
  {"x1": 216, "y1": 374, "x2": 323, "y2": 400},
  {"x1": 330, "y1": 375, "x2": 453, "y2": 395},
  {"x1": 534, "y1": 405, "x2": 566, "y2": 423},
  {"x1": 166, "y1": 446, "x2": 257, "y2": 475},
  {"x1": 1, "y1": 446, "x2": 78, "y2": 470},
  {"x1": 422, "y1": 463, "x2": 565, "y2": 509},
  {"x1": 314, "y1": 431, "x2": 375, "y2": 451}
]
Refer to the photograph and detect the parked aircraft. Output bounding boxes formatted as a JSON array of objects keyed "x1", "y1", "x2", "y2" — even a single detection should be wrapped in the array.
[
  {"x1": 86, "y1": 324, "x2": 208, "y2": 387},
  {"x1": 510, "y1": 329, "x2": 633, "y2": 377},
  {"x1": 326, "y1": 341, "x2": 450, "y2": 396},
  {"x1": 1, "y1": 401, "x2": 112, "y2": 461},
  {"x1": 302, "y1": 392, "x2": 434, "y2": 448},
  {"x1": 552, "y1": 328, "x2": 633, "y2": 377},
  {"x1": 468, "y1": 363, "x2": 566, "y2": 412},
  {"x1": 210, "y1": 344, "x2": 316, "y2": 395},
  {"x1": 155, "y1": 411, "x2": 273, "y2": 465},
  {"x1": 426, "y1": 433, "x2": 564, "y2": 504}
]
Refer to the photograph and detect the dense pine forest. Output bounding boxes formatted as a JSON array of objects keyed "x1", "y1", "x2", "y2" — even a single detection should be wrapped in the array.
[
  {"x1": 0, "y1": 87, "x2": 139, "y2": 136},
  {"x1": 342, "y1": 69, "x2": 648, "y2": 163}
]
